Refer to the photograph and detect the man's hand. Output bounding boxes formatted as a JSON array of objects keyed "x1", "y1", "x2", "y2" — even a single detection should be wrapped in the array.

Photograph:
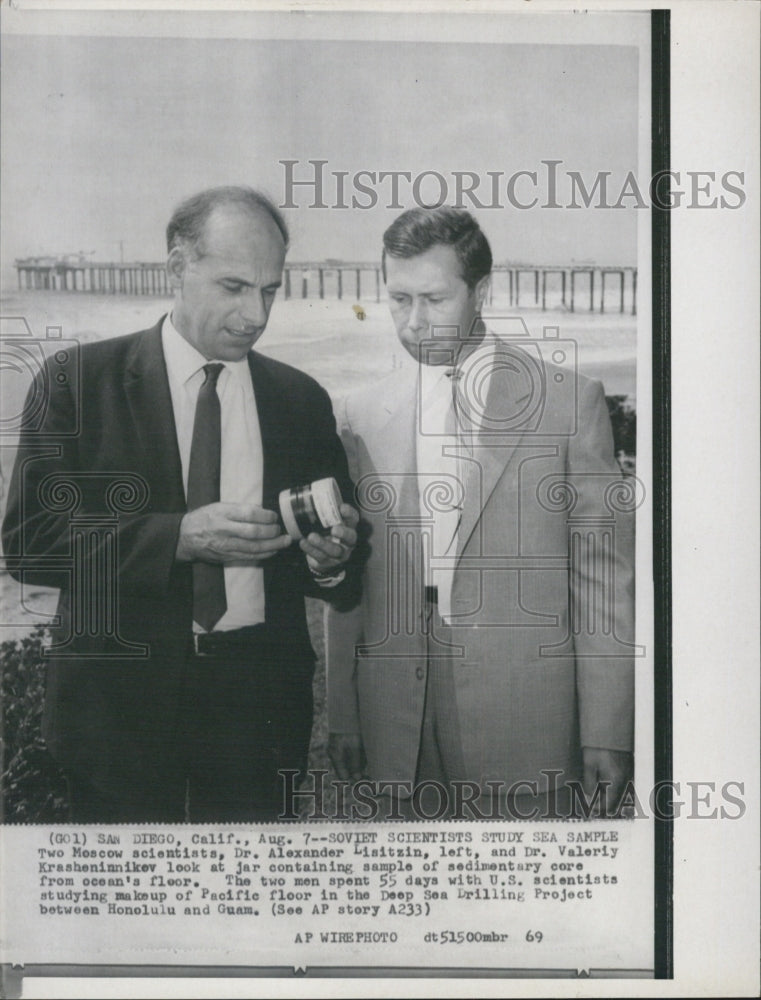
[
  {"x1": 328, "y1": 731, "x2": 366, "y2": 782},
  {"x1": 300, "y1": 503, "x2": 359, "y2": 576},
  {"x1": 582, "y1": 747, "x2": 633, "y2": 814},
  {"x1": 176, "y1": 502, "x2": 292, "y2": 563}
]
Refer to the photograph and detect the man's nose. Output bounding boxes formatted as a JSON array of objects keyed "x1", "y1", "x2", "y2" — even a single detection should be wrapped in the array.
[
  {"x1": 238, "y1": 289, "x2": 268, "y2": 329},
  {"x1": 407, "y1": 298, "x2": 427, "y2": 332}
]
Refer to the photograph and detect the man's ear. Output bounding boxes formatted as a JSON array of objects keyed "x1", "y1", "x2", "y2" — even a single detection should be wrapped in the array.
[
  {"x1": 166, "y1": 247, "x2": 186, "y2": 292},
  {"x1": 474, "y1": 274, "x2": 490, "y2": 313}
]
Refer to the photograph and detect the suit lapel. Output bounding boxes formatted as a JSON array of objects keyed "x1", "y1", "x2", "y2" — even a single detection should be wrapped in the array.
[
  {"x1": 123, "y1": 320, "x2": 185, "y2": 510},
  {"x1": 456, "y1": 342, "x2": 535, "y2": 558},
  {"x1": 373, "y1": 367, "x2": 420, "y2": 520},
  {"x1": 366, "y1": 368, "x2": 426, "y2": 597},
  {"x1": 371, "y1": 354, "x2": 534, "y2": 580},
  {"x1": 247, "y1": 352, "x2": 290, "y2": 510}
]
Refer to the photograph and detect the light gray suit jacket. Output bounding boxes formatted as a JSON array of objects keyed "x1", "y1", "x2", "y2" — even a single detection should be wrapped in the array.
[{"x1": 326, "y1": 337, "x2": 636, "y2": 789}]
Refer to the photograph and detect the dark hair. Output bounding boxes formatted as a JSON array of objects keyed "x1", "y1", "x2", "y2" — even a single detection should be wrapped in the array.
[
  {"x1": 166, "y1": 186, "x2": 289, "y2": 257},
  {"x1": 382, "y1": 206, "x2": 492, "y2": 288}
]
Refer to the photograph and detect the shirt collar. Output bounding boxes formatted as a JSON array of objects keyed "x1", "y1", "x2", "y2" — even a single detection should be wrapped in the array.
[
  {"x1": 419, "y1": 355, "x2": 451, "y2": 398},
  {"x1": 418, "y1": 331, "x2": 496, "y2": 399},
  {"x1": 161, "y1": 313, "x2": 252, "y2": 387}
]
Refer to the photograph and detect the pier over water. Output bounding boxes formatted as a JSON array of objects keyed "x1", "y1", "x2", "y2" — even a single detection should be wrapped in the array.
[{"x1": 14, "y1": 257, "x2": 637, "y2": 315}]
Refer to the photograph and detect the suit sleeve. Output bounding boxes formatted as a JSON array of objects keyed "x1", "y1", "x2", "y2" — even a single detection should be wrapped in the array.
[
  {"x1": 293, "y1": 379, "x2": 363, "y2": 607},
  {"x1": 324, "y1": 393, "x2": 364, "y2": 733},
  {"x1": 569, "y1": 378, "x2": 636, "y2": 753},
  {"x1": 2, "y1": 363, "x2": 184, "y2": 600}
]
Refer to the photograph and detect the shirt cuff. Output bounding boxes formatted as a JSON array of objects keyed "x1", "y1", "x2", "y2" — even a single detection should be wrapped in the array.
[{"x1": 312, "y1": 568, "x2": 346, "y2": 588}]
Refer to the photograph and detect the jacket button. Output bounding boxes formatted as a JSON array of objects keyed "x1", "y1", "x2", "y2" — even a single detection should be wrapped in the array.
[{"x1": 415, "y1": 667, "x2": 425, "y2": 681}]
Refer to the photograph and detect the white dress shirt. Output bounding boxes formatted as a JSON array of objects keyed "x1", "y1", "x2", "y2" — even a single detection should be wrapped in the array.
[
  {"x1": 162, "y1": 314, "x2": 266, "y2": 630},
  {"x1": 416, "y1": 335, "x2": 496, "y2": 621}
]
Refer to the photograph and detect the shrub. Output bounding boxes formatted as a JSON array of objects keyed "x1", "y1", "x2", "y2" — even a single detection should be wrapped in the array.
[
  {"x1": 606, "y1": 394, "x2": 637, "y2": 462},
  {"x1": 1, "y1": 629, "x2": 68, "y2": 823}
]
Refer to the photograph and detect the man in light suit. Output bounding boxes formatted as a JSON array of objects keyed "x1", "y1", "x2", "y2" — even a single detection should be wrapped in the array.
[
  {"x1": 326, "y1": 207, "x2": 635, "y2": 819},
  {"x1": 3, "y1": 186, "x2": 359, "y2": 823}
]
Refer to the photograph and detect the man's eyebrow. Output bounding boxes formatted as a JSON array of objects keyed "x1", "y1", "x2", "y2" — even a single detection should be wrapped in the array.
[{"x1": 218, "y1": 276, "x2": 282, "y2": 289}]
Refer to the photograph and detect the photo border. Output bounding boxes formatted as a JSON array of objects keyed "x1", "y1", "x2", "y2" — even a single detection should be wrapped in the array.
[
  {"x1": 1, "y1": 5, "x2": 672, "y2": 993},
  {"x1": 650, "y1": 7, "x2": 673, "y2": 982}
]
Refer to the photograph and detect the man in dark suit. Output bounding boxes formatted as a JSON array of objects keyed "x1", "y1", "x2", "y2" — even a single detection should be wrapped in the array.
[{"x1": 2, "y1": 186, "x2": 359, "y2": 823}]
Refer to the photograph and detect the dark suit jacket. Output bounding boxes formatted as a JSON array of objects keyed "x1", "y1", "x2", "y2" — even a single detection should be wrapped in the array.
[{"x1": 2, "y1": 319, "x2": 356, "y2": 798}]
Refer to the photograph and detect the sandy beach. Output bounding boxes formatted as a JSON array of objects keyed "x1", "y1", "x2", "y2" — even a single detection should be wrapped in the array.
[{"x1": 1, "y1": 285, "x2": 636, "y2": 412}]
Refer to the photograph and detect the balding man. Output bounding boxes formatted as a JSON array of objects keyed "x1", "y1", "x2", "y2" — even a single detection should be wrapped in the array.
[{"x1": 3, "y1": 186, "x2": 359, "y2": 822}]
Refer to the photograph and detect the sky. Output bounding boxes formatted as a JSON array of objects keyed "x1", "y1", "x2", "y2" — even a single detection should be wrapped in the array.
[{"x1": 0, "y1": 16, "x2": 642, "y2": 288}]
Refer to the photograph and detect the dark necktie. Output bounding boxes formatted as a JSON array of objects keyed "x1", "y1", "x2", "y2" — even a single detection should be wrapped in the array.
[{"x1": 187, "y1": 362, "x2": 226, "y2": 632}]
